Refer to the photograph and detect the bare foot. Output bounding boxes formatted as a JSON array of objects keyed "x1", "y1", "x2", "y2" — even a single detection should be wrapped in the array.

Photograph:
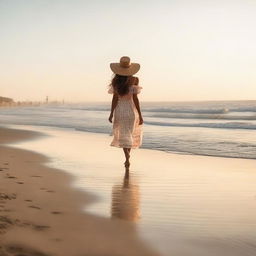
[{"x1": 124, "y1": 160, "x2": 130, "y2": 168}]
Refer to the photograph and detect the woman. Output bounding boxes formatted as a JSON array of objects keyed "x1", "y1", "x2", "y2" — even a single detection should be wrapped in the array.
[{"x1": 108, "y1": 56, "x2": 143, "y2": 168}]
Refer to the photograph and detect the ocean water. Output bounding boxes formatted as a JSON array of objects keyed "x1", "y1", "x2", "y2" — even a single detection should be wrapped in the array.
[{"x1": 1, "y1": 100, "x2": 256, "y2": 159}]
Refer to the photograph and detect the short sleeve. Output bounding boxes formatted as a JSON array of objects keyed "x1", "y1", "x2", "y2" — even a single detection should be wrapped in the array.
[
  {"x1": 108, "y1": 86, "x2": 114, "y2": 94},
  {"x1": 131, "y1": 85, "x2": 142, "y2": 94}
]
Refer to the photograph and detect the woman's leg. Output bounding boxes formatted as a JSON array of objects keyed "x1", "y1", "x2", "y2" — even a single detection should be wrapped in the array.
[{"x1": 123, "y1": 148, "x2": 131, "y2": 167}]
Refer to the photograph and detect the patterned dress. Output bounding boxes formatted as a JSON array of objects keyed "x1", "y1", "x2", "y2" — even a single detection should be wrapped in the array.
[{"x1": 109, "y1": 85, "x2": 143, "y2": 149}]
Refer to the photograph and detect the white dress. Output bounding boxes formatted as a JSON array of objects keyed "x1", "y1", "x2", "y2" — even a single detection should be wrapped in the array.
[{"x1": 108, "y1": 85, "x2": 143, "y2": 149}]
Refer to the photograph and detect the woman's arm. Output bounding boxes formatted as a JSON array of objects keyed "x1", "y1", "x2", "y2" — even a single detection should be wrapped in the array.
[
  {"x1": 109, "y1": 94, "x2": 118, "y2": 123},
  {"x1": 133, "y1": 94, "x2": 143, "y2": 125},
  {"x1": 132, "y1": 77, "x2": 143, "y2": 125}
]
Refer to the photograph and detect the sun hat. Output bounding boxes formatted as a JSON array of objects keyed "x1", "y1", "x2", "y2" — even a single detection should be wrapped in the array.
[{"x1": 110, "y1": 56, "x2": 140, "y2": 76}]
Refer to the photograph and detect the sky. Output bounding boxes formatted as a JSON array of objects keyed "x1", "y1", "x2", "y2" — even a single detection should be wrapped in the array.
[{"x1": 0, "y1": 0, "x2": 256, "y2": 102}]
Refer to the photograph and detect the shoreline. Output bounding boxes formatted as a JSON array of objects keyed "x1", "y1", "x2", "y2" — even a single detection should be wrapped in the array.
[
  {"x1": 0, "y1": 126, "x2": 159, "y2": 256},
  {"x1": 3, "y1": 124, "x2": 256, "y2": 161}
]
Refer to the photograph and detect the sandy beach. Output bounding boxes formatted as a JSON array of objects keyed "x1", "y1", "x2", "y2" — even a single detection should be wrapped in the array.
[
  {"x1": 0, "y1": 127, "x2": 159, "y2": 256},
  {"x1": 1, "y1": 125, "x2": 256, "y2": 256}
]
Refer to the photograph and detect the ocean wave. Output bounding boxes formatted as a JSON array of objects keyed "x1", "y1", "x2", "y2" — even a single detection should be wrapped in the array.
[
  {"x1": 144, "y1": 121, "x2": 256, "y2": 130},
  {"x1": 69, "y1": 107, "x2": 109, "y2": 111},
  {"x1": 150, "y1": 113, "x2": 256, "y2": 120},
  {"x1": 66, "y1": 106, "x2": 230, "y2": 114},
  {"x1": 54, "y1": 105, "x2": 256, "y2": 116},
  {"x1": 143, "y1": 108, "x2": 229, "y2": 114},
  {"x1": 229, "y1": 107, "x2": 256, "y2": 112}
]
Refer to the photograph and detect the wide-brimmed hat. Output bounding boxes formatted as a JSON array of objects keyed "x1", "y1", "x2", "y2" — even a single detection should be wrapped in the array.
[{"x1": 110, "y1": 56, "x2": 140, "y2": 76}]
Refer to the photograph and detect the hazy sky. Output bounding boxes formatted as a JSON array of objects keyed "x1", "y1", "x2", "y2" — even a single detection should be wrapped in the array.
[{"x1": 1, "y1": 0, "x2": 256, "y2": 102}]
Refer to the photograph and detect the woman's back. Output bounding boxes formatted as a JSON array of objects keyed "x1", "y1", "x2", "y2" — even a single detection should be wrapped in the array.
[{"x1": 108, "y1": 76, "x2": 141, "y2": 99}]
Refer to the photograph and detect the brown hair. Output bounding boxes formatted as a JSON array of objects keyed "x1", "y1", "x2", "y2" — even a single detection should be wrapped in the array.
[{"x1": 110, "y1": 75, "x2": 138, "y2": 96}]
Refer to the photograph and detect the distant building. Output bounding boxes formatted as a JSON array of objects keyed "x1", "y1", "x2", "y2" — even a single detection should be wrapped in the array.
[{"x1": 0, "y1": 96, "x2": 14, "y2": 104}]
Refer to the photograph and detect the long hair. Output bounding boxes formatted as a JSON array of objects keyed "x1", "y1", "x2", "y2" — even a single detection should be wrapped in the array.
[{"x1": 110, "y1": 74, "x2": 133, "y2": 96}]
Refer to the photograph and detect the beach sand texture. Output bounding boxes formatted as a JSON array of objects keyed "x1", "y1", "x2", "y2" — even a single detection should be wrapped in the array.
[{"x1": 0, "y1": 127, "x2": 159, "y2": 256}]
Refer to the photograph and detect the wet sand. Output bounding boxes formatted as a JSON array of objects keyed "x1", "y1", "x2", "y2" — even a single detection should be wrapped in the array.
[
  {"x1": 1, "y1": 125, "x2": 256, "y2": 256},
  {"x1": 0, "y1": 127, "x2": 159, "y2": 256}
]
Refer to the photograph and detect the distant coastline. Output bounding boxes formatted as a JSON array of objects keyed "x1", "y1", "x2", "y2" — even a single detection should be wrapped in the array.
[
  {"x1": 0, "y1": 95, "x2": 65, "y2": 107},
  {"x1": 0, "y1": 96, "x2": 13, "y2": 106}
]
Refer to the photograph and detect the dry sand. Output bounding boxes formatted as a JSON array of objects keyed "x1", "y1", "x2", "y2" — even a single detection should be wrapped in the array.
[{"x1": 0, "y1": 127, "x2": 159, "y2": 256}]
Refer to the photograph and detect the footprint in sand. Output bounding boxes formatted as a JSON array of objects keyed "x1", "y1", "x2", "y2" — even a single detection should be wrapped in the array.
[
  {"x1": 46, "y1": 190, "x2": 55, "y2": 193},
  {"x1": 5, "y1": 173, "x2": 16, "y2": 179},
  {"x1": 22, "y1": 221, "x2": 50, "y2": 231},
  {"x1": 3, "y1": 244, "x2": 50, "y2": 256},
  {"x1": 17, "y1": 181, "x2": 24, "y2": 184},
  {"x1": 31, "y1": 175, "x2": 42, "y2": 178},
  {"x1": 33, "y1": 224, "x2": 50, "y2": 231},
  {"x1": 51, "y1": 211, "x2": 62, "y2": 215},
  {"x1": 40, "y1": 188, "x2": 56, "y2": 193},
  {"x1": 29, "y1": 205, "x2": 41, "y2": 210},
  {"x1": 6, "y1": 175, "x2": 17, "y2": 179},
  {"x1": 0, "y1": 216, "x2": 20, "y2": 233},
  {"x1": 0, "y1": 193, "x2": 16, "y2": 200},
  {"x1": 25, "y1": 199, "x2": 33, "y2": 202}
]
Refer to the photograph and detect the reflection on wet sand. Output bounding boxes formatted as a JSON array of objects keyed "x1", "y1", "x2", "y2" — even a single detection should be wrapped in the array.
[{"x1": 111, "y1": 169, "x2": 140, "y2": 221}]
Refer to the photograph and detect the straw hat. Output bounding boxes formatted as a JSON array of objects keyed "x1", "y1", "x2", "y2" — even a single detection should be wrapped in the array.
[{"x1": 110, "y1": 56, "x2": 140, "y2": 76}]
